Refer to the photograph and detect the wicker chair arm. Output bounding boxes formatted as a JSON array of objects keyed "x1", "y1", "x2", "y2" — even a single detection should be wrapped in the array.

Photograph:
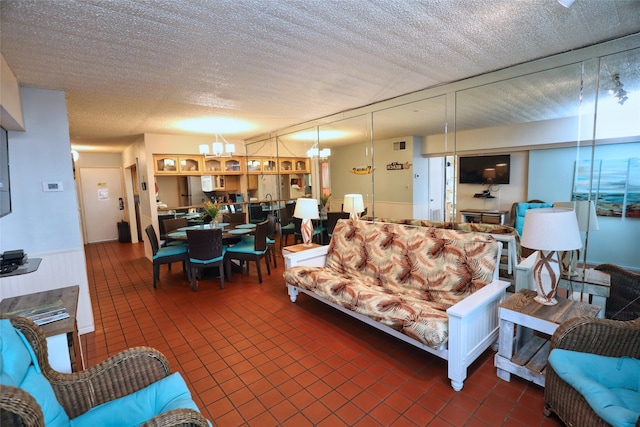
[
  {"x1": 0, "y1": 385, "x2": 45, "y2": 427},
  {"x1": 142, "y1": 408, "x2": 211, "y2": 427},
  {"x1": 50, "y1": 346, "x2": 172, "y2": 419},
  {"x1": 550, "y1": 316, "x2": 640, "y2": 358},
  {"x1": 3, "y1": 315, "x2": 173, "y2": 419}
]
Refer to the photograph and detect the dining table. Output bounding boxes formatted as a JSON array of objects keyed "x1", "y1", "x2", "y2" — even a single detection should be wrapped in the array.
[{"x1": 167, "y1": 223, "x2": 254, "y2": 243}]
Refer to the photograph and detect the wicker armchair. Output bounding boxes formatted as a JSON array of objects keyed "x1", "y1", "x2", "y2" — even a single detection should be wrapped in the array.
[
  {"x1": 544, "y1": 316, "x2": 640, "y2": 427},
  {"x1": 0, "y1": 315, "x2": 209, "y2": 427},
  {"x1": 595, "y1": 263, "x2": 640, "y2": 320}
]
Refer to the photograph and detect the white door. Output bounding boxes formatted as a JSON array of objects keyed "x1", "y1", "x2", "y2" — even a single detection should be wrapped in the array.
[
  {"x1": 428, "y1": 157, "x2": 445, "y2": 221},
  {"x1": 79, "y1": 167, "x2": 124, "y2": 243}
]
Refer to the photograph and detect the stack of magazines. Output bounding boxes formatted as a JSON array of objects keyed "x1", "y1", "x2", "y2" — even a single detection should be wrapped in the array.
[{"x1": 6, "y1": 299, "x2": 69, "y2": 326}]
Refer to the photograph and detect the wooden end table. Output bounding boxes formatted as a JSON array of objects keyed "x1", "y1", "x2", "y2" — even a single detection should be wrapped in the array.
[
  {"x1": 1, "y1": 286, "x2": 81, "y2": 373},
  {"x1": 494, "y1": 289, "x2": 600, "y2": 386}
]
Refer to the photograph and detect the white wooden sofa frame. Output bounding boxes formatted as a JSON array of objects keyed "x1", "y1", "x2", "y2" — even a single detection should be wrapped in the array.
[{"x1": 284, "y1": 243, "x2": 509, "y2": 391}]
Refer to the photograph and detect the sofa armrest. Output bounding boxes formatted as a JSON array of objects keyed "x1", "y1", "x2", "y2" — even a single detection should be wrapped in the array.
[
  {"x1": 446, "y1": 279, "x2": 510, "y2": 390},
  {"x1": 283, "y1": 245, "x2": 329, "y2": 269},
  {"x1": 50, "y1": 346, "x2": 172, "y2": 419},
  {"x1": 447, "y1": 279, "x2": 510, "y2": 318},
  {"x1": 515, "y1": 251, "x2": 537, "y2": 292}
]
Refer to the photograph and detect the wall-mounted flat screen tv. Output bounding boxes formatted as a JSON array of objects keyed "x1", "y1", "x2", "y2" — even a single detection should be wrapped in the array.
[
  {"x1": 0, "y1": 126, "x2": 11, "y2": 218},
  {"x1": 459, "y1": 154, "x2": 510, "y2": 185}
]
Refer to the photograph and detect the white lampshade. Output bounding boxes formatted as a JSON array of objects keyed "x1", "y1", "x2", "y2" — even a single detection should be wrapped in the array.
[
  {"x1": 212, "y1": 142, "x2": 224, "y2": 156},
  {"x1": 343, "y1": 194, "x2": 364, "y2": 214},
  {"x1": 553, "y1": 201, "x2": 599, "y2": 231},
  {"x1": 293, "y1": 198, "x2": 319, "y2": 219},
  {"x1": 199, "y1": 144, "x2": 210, "y2": 154},
  {"x1": 521, "y1": 208, "x2": 583, "y2": 251}
]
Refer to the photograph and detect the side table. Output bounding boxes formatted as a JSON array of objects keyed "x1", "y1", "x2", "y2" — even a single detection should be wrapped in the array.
[
  {"x1": 494, "y1": 289, "x2": 600, "y2": 386},
  {"x1": 1, "y1": 286, "x2": 81, "y2": 373}
]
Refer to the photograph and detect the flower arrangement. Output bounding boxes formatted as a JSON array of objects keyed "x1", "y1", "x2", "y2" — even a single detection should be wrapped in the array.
[
  {"x1": 320, "y1": 193, "x2": 331, "y2": 209},
  {"x1": 204, "y1": 201, "x2": 220, "y2": 222}
]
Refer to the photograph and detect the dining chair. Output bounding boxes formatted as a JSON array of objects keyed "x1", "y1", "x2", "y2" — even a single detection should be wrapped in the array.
[
  {"x1": 266, "y1": 213, "x2": 277, "y2": 268},
  {"x1": 225, "y1": 220, "x2": 271, "y2": 283},
  {"x1": 162, "y1": 217, "x2": 188, "y2": 246},
  {"x1": 186, "y1": 228, "x2": 229, "y2": 291},
  {"x1": 249, "y1": 204, "x2": 266, "y2": 224},
  {"x1": 278, "y1": 207, "x2": 295, "y2": 248},
  {"x1": 157, "y1": 214, "x2": 175, "y2": 246},
  {"x1": 292, "y1": 217, "x2": 323, "y2": 244},
  {"x1": 145, "y1": 225, "x2": 189, "y2": 288},
  {"x1": 326, "y1": 211, "x2": 350, "y2": 238},
  {"x1": 222, "y1": 211, "x2": 246, "y2": 226}
]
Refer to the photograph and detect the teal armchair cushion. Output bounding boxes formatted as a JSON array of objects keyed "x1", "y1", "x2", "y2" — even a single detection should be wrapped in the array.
[
  {"x1": 0, "y1": 319, "x2": 71, "y2": 426},
  {"x1": 0, "y1": 319, "x2": 32, "y2": 386},
  {"x1": 70, "y1": 372, "x2": 199, "y2": 427},
  {"x1": 549, "y1": 349, "x2": 640, "y2": 427},
  {"x1": 514, "y1": 202, "x2": 552, "y2": 236}
]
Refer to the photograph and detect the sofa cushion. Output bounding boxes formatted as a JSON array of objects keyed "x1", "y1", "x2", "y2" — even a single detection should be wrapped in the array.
[
  {"x1": 285, "y1": 266, "x2": 451, "y2": 348},
  {"x1": 325, "y1": 220, "x2": 498, "y2": 300},
  {"x1": 70, "y1": 372, "x2": 200, "y2": 427},
  {"x1": 0, "y1": 319, "x2": 71, "y2": 426},
  {"x1": 549, "y1": 349, "x2": 640, "y2": 427}
]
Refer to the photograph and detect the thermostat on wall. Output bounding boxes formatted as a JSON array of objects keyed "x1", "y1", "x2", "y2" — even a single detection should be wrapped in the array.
[{"x1": 42, "y1": 181, "x2": 64, "y2": 192}]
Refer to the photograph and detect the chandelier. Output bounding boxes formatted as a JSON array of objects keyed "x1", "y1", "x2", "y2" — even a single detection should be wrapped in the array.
[{"x1": 200, "y1": 134, "x2": 236, "y2": 157}]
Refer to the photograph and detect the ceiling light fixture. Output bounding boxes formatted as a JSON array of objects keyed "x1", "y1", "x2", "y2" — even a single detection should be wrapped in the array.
[
  {"x1": 557, "y1": 0, "x2": 575, "y2": 8},
  {"x1": 609, "y1": 74, "x2": 629, "y2": 105},
  {"x1": 306, "y1": 143, "x2": 331, "y2": 159},
  {"x1": 199, "y1": 134, "x2": 236, "y2": 158}
]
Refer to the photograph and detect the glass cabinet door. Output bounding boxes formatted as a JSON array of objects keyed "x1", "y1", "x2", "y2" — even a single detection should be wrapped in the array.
[{"x1": 154, "y1": 155, "x2": 178, "y2": 174}]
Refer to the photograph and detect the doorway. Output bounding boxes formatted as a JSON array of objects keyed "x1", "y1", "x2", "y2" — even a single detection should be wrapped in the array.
[{"x1": 79, "y1": 167, "x2": 124, "y2": 243}]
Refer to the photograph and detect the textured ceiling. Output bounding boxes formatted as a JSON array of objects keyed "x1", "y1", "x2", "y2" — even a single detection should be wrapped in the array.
[{"x1": 1, "y1": 0, "x2": 639, "y2": 152}]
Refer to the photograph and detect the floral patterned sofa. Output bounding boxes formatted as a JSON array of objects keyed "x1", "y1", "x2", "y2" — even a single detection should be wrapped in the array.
[
  {"x1": 283, "y1": 219, "x2": 510, "y2": 391},
  {"x1": 363, "y1": 217, "x2": 521, "y2": 281}
]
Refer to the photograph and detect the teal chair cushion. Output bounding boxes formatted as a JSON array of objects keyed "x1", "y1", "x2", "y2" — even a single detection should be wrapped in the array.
[
  {"x1": 0, "y1": 319, "x2": 71, "y2": 426},
  {"x1": 153, "y1": 244, "x2": 188, "y2": 260},
  {"x1": 514, "y1": 202, "x2": 552, "y2": 236},
  {"x1": 227, "y1": 240, "x2": 266, "y2": 255},
  {"x1": 70, "y1": 372, "x2": 200, "y2": 427},
  {"x1": 549, "y1": 349, "x2": 640, "y2": 427}
]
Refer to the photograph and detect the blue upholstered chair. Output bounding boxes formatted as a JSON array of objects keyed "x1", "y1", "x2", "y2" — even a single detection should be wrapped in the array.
[
  {"x1": 544, "y1": 316, "x2": 640, "y2": 427},
  {"x1": 512, "y1": 201, "x2": 553, "y2": 236},
  {"x1": 0, "y1": 316, "x2": 209, "y2": 426},
  {"x1": 145, "y1": 225, "x2": 189, "y2": 288},
  {"x1": 186, "y1": 228, "x2": 229, "y2": 291},
  {"x1": 225, "y1": 220, "x2": 271, "y2": 283}
]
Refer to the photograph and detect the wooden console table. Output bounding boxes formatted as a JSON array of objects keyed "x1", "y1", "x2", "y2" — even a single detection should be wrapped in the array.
[
  {"x1": 1, "y1": 286, "x2": 81, "y2": 373},
  {"x1": 460, "y1": 209, "x2": 508, "y2": 225},
  {"x1": 494, "y1": 289, "x2": 600, "y2": 386}
]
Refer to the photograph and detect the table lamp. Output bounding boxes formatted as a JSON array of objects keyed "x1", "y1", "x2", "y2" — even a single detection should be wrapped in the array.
[
  {"x1": 293, "y1": 198, "x2": 319, "y2": 246},
  {"x1": 343, "y1": 194, "x2": 364, "y2": 220},
  {"x1": 520, "y1": 208, "x2": 582, "y2": 305},
  {"x1": 553, "y1": 200, "x2": 599, "y2": 276}
]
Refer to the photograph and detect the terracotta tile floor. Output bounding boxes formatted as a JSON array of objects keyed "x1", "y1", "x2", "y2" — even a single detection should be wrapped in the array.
[{"x1": 81, "y1": 240, "x2": 564, "y2": 427}]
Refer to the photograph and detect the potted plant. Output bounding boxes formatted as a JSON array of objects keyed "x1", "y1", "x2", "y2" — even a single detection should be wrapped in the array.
[
  {"x1": 320, "y1": 193, "x2": 331, "y2": 214},
  {"x1": 204, "y1": 201, "x2": 220, "y2": 227}
]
